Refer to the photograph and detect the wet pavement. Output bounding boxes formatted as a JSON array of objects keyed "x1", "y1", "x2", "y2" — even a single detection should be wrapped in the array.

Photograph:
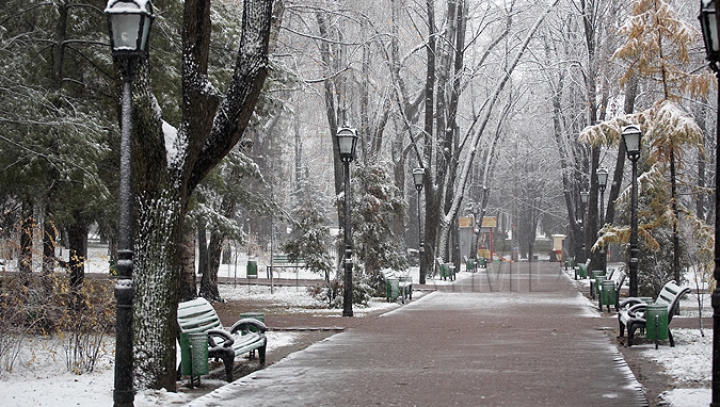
[{"x1": 185, "y1": 262, "x2": 648, "y2": 407}]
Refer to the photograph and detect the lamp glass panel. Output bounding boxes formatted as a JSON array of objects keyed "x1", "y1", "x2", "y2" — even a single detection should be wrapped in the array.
[
  {"x1": 337, "y1": 130, "x2": 356, "y2": 156},
  {"x1": 110, "y1": 13, "x2": 142, "y2": 50},
  {"x1": 140, "y1": 16, "x2": 152, "y2": 51},
  {"x1": 413, "y1": 168, "x2": 424, "y2": 187},
  {"x1": 597, "y1": 169, "x2": 608, "y2": 187},
  {"x1": 623, "y1": 131, "x2": 641, "y2": 154}
]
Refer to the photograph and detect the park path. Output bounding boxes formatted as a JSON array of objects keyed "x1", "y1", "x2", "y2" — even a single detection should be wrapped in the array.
[{"x1": 186, "y1": 262, "x2": 648, "y2": 407}]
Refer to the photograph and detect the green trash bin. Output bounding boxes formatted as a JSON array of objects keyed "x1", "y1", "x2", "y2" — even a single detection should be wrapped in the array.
[
  {"x1": 591, "y1": 270, "x2": 605, "y2": 278},
  {"x1": 600, "y1": 279, "x2": 616, "y2": 312},
  {"x1": 591, "y1": 270, "x2": 606, "y2": 299},
  {"x1": 645, "y1": 304, "x2": 669, "y2": 344},
  {"x1": 440, "y1": 263, "x2": 450, "y2": 280},
  {"x1": 386, "y1": 277, "x2": 400, "y2": 301},
  {"x1": 576, "y1": 263, "x2": 588, "y2": 279},
  {"x1": 180, "y1": 332, "x2": 209, "y2": 377},
  {"x1": 246, "y1": 260, "x2": 258, "y2": 278}
]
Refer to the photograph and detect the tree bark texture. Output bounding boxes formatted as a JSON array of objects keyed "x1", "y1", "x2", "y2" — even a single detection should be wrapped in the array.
[{"x1": 123, "y1": 0, "x2": 274, "y2": 391}]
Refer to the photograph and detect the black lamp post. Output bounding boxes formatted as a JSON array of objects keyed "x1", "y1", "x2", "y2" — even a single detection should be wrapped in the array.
[
  {"x1": 621, "y1": 125, "x2": 642, "y2": 299},
  {"x1": 413, "y1": 167, "x2": 425, "y2": 284},
  {"x1": 698, "y1": 2, "x2": 720, "y2": 404},
  {"x1": 597, "y1": 167, "x2": 609, "y2": 273},
  {"x1": 337, "y1": 127, "x2": 358, "y2": 317},
  {"x1": 580, "y1": 190, "x2": 589, "y2": 263},
  {"x1": 105, "y1": 1, "x2": 153, "y2": 406}
]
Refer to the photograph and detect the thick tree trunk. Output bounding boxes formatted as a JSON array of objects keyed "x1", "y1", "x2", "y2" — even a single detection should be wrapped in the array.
[
  {"x1": 126, "y1": 0, "x2": 273, "y2": 391},
  {"x1": 133, "y1": 189, "x2": 183, "y2": 392}
]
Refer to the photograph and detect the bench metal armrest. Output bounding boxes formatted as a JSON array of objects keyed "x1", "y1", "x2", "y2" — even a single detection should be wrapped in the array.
[
  {"x1": 619, "y1": 297, "x2": 645, "y2": 309},
  {"x1": 207, "y1": 328, "x2": 234, "y2": 349},
  {"x1": 625, "y1": 303, "x2": 647, "y2": 319},
  {"x1": 230, "y1": 318, "x2": 268, "y2": 335}
]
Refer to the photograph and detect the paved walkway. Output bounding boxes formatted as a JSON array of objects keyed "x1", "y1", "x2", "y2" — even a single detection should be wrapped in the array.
[{"x1": 186, "y1": 262, "x2": 648, "y2": 407}]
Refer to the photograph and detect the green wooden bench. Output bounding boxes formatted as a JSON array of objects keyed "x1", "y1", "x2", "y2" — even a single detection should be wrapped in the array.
[
  {"x1": 434, "y1": 258, "x2": 456, "y2": 281},
  {"x1": 177, "y1": 297, "x2": 267, "y2": 382},
  {"x1": 618, "y1": 281, "x2": 690, "y2": 347},
  {"x1": 398, "y1": 275, "x2": 413, "y2": 303},
  {"x1": 574, "y1": 259, "x2": 590, "y2": 280},
  {"x1": 272, "y1": 254, "x2": 306, "y2": 269}
]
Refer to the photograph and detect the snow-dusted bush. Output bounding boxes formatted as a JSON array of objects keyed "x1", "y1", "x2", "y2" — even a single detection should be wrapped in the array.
[{"x1": 0, "y1": 274, "x2": 114, "y2": 375}]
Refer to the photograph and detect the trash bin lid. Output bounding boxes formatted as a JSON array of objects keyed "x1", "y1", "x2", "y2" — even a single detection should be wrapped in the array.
[{"x1": 601, "y1": 279, "x2": 615, "y2": 287}]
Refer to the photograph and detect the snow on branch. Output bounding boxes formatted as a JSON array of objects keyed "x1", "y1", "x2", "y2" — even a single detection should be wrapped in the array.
[{"x1": 578, "y1": 100, "x2": 703, "y2": 151}]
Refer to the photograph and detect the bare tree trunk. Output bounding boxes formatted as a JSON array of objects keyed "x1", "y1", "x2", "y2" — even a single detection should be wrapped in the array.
[
  {"x1": 18, "y1": 207, "x2": 33, "y2": 280},
  {"x1": 436, "y1": 0, "x2": 560, "y2": 262},
  {"x1": 200, "y1": 196, "x2": 235, "y2": 302},
  {"x1": 695, "y1": 97, "x2": 708, "y2": 222},
  {"x1": 66, "y1": 218, "x2": 87, "y2": 292},
  {"x1": 670, "y1": 149, "x2": 680, "y2": 285},
  {"x1": 421, "y1": 0, "x2": 438, "y2": 281},
  {"x1": 199, "y1": 231, "x2": 222, "y2": 302},
  {"x1": 607, "y1": 75, "x2": 637, "y2": 225}
]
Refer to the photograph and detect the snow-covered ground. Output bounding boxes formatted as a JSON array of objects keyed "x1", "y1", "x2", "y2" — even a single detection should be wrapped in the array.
[
  {"x1": 1, "y1": 282, "x2": 713, "y2": 406},
  {"x1": 0, "y1": 280, "x2": 431, "y2": 407},
  {"x1": 650, "y1": 329, "x2": 712, "y2": 405},
  {"x1": 0, "y1": 249, "x2": 715, "y2": 406}
]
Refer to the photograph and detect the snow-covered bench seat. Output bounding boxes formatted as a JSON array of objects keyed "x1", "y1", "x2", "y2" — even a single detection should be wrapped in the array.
[
  {"x1": 618, "y1": 281, "x2": 689, "y2": 347},
  {"x1": 177, "y1": 297, "x2": 267, "y2": 382}
]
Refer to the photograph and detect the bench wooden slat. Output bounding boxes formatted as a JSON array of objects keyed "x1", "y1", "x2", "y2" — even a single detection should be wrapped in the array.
[{"x1": 272, "y1": 254, "x2": 306, "y2": 268}]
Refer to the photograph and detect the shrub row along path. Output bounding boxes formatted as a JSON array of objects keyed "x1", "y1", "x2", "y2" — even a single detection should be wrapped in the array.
[{"x1": 189, "y1": 262, "x2": 648, "y2": 407}]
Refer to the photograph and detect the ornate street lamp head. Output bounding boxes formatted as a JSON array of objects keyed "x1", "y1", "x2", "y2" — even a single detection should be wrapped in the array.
[
  {"x1": 105, "y1": 0, "x2": 154, "y2": 58},
  {"x1": 412, "y1": 167, "x2": 425, "y2": 192},
  {"x1": 621, "y1": 125, "x2": 642, "y2": 162},
  {"x1": 336, "y1": 127, "x2": 358, "y2": 163},
  {"x1": 579, "y1": 190, "x2": 589, "y2": 205},
  {"x1": 596, "y1": 167, "x2": 609, "y2": 192},
  {"x1": 700, "y1": 0, "x2": 720, "y2": 63}
]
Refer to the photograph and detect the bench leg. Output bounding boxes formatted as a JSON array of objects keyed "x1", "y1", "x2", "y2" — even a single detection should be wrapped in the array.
[
  {"x1": 627, "y1": 322, "x2": 636, "y2": 347},
  {"x1": 222, "y1": 354, "x2": 234, "y2": 382},
  {"x1": 618, "y1": 315, "x2": 625, "y2": 338},
  {"x1": 668, "y1": 329, "x2": 675, "y2": 347},
  {"x1": 258, "y1": 343, "x2": 267, "y2": 365}
]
